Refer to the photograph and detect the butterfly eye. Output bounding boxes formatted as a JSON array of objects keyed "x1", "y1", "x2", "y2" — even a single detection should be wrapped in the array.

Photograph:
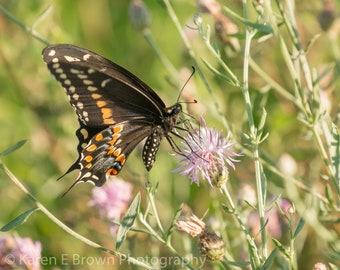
[{"x1": 170, "y1": 103, "x2": 182, "y2": 115}]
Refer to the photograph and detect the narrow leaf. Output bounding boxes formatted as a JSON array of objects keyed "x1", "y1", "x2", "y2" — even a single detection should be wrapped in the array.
[
  {"x1": 293, "y1": 218, "x2": 305, "y2": 239},
  {"x1": 330, "y1": 124, "x2": 340, "y2": 193},
  {"x1": 0, "y1": 139, "x2": 27, "y2": 157},
  {"x1": 0, "y1": 207, "x2": 39, "y2": 231},
  {"x1": 262, "y1": 248, "x2": 277, "y2": 269},
  {"x1": 201, "y1": 58, "x2": 234, "y2": 84},
  {"x1": 166, "y1": 203, "x2": 183, "y2": 244},
  {"x1": 116, "y1": 193, "x2": 140, "y2": 250},
  {"x1": 272, "y1": 238, "x2": 289, "y2": 258}
]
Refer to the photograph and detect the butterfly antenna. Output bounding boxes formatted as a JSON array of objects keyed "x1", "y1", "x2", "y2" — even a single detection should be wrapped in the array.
[{"x1": 176, "y1": 66, "x2": 196, "y2": 103}]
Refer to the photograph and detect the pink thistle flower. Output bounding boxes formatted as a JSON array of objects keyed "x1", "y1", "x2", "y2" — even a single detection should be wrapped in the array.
[
  {"x1": 174, "y1": 117, "x2": 241, "y2": 187},
  {"x1": 88, "y1": 177, "x2": 133, "y2": 235},
  {"x1": 0, "y1": 234, "x2": 42, "y2": 270},
  {"x1": 12, "y1": 236, "x2": 42, "y2": 270}
]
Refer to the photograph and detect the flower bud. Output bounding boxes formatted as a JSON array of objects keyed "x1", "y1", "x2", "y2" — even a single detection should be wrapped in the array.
[
  {"x1": 209, "y1": 160, "x2": 229, "y2": 188},
  {"x1": 318, "y1": 0, "x2": 336, "y2": 31},
  {"x1": 199, "y1": 229, "x2": 225, "y2": 261},
  {"x1": 129, "y1": 0, "x2": 151, "y2": 33},
  {"x1": 176, "y1": 213, "x2": 206, "y2": 238}
]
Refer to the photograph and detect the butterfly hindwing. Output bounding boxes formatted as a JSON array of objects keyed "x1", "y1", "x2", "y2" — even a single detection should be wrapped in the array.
[
  {"x1": 61, "y1": 118, "x2": 106, "y2": 176},
  {"x1": 75, "y1": 122, "x2": 153, "y2": 186}
]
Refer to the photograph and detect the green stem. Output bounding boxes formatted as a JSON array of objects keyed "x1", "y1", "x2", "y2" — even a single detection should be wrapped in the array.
[
  {"x1": 279, "y1": 0, "x2": 313, "y2": 92},
  {"x1": 288, "y1": 219, "x2": 297, "y2": 270},
  {"x1": 248, "y1": 57, "x2": 304, "y2": 111},
  {"x1": 0, "y1": 5, "x2": 50, "y2": 46},
  {"x1": 146, "y1": 188, "x2": 165, "y2": 237},
  {"x1": 138, "y1": 215, "x2": 194, "y2": 270},
  {"x1": 199, "y1": 24, "x2": 239, "y2": 87},
  {"x1": 273, "y1": 1, "x2": 313, "y2": 119},
  {"x1": 220, "y1": 185, "x2": 261, "y2": 268},
  {"x1": 1, "y1": 163, "x2": 153, "y2": 269},
  {"x1": 242, "y1": 0, "x2": 267, "y2": 259},
  {"x1": 161, "y1": 0, "x2": 230, "y2": 130},
  {"x1": 312, "y1": 125, "x2": 340, "y2": 195}
]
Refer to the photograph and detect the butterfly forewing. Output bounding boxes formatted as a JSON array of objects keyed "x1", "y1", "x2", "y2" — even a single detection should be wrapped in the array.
[
  {"x1": 42, "y1": 44, "x2": 182, "y2": 190},
  {"x1": 43, "y1": 44, "x2": 166, "y2": 126}
]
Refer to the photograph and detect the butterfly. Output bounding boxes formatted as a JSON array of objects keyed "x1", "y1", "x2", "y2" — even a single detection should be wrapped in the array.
[{"x1": 42, "y1": 44, "x2": 183, "y2": 189}]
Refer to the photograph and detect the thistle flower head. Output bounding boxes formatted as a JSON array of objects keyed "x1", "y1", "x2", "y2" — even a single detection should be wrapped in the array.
[
  {"x1": 199, "y1": 230, "x2": 225, "y2": 261},
  {"x1": 176, "y1": 212, "x2": 206, "y2": 238},
  {"x1": 176, "y1": 210, "x2": 225, "y2": 261},
  {"x1": 174, "y1": 117, "x2": 241, "y2": 187}
]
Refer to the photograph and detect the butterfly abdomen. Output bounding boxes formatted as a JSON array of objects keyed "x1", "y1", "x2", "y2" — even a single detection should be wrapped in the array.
[{"x1": 143, "y1": 128, "x2": 163, "y2": 171}]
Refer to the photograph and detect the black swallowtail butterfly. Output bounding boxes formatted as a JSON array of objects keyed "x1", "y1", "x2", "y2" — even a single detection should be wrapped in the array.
[{"x1": 43, "y1": 44, "x2": 182, "y2": 189}]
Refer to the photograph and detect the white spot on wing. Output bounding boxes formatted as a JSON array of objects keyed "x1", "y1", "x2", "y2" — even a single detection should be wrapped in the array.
[
  {"x1": 77, "y1": 74, "x2": 88, "y2": 79},
  {"x1": 101, "y1": 78, "x2": 112, "y2": 88},
  {"x1": 64, "y1": 79, "x2": 71, "y2": 85},
  {"x1": 52, "y1": 63, "x2": 60, "y2": 69},
  {"x1": 83, "y1": 80, "x2": 93, "y2": 85},
  {"x1": 48, "y1": 50, "x2": 56, "y2": 56},
  {"x1": 64, "y1": 55, "x2": 80, "y2": 62},
  {"x1": 77, "y1": 102, "x2": 84, "y2": 109},
  {"x1": 83, "y1": 54, "x2": 91, "y2": 61},
  {"x1": 80, "y1": 128, "x2": 88, "y2": 139},
  {"x1": 72, "y1": 93, "x2": 79, "y2": 100},
  {"x1": 82, "y1": 172, "x2": 92, "y2": 179},
  {"x1": 87, "y1": 86, "x2": 98, "y2": 91},
  {"x1": 70, "y1": 68, "x2": 82, "y2": 74}
]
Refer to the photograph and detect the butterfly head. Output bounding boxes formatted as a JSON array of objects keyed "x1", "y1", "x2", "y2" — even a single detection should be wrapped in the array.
[{"x1": 168, "y1": 103, "x2": 182, "y2": 115}]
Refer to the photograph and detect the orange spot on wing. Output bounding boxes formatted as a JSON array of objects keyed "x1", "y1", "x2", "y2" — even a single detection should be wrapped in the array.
[
  {"x1": 86, "y1": 144, "x2": 97, "y2": 152},
  {"x1": 108, "y1": 138, "x2": 117, "y2": 145},
  {"x1": 113, "y1": 125, "x2": 123, "y2": 133},
  {"x1": 112, "y1": 133, "x2": 120, "y2": 140},
  {"x1": 95, "y1": 133, "x2": 103, "y2": 141},
  {"x1": 84, "y1": 155, "x2": 93, "y2": 162},
  {"x1": 113, "y1": 149, "x2": 121, "y2": 157},
  {"x1": 92, "y1": 93, "x2": 102, "y2": 99},
  {"x1": 101, "y1": 108, "x2": 112, "y2": 119},
  {"x1": 106, "y1": 146, "x2": 114, "y2": 155},
  {"x1": 116, "y1": 154, "x2": 126, "y2": 165},
  {"x1": 104, "y1": 119, "x2": 113, "y2": 125},
  {"x1": 106, "y1": 168, "x2": 118, "y2": 175},
  {"x1": 96, "y1": 100, "x2": 107, "y2": 108},
  {"x1": 85, "y1": 163, "x2": 92, "y2": 169}
]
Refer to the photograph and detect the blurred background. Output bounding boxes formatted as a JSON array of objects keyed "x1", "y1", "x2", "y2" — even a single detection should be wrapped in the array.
[{"x1": 0, "y1": 0, "x2": 339, "y2": 269}]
